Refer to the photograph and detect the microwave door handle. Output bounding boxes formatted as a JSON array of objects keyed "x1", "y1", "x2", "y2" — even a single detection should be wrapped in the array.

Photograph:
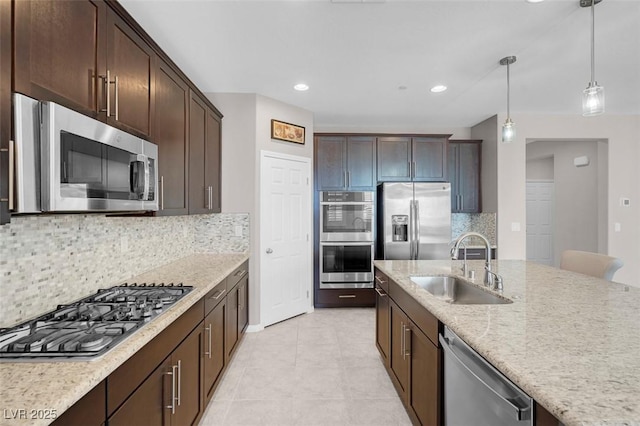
[{"x1": 142, "y1": 155, "x2": 150, "y2": 201}]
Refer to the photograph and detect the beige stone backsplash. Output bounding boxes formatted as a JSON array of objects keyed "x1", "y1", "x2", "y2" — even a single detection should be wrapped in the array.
[
  {"x1": 0, "y1": 212, "x2": 249, "y2": 327},
  {"x1": 451, "y1": 212, "x2": 496, "y2": 247}
]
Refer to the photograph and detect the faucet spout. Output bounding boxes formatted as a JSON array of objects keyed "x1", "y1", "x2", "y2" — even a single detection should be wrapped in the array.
[{"x1": 451, "y1": 232, "x2": 493, "y2": 286}]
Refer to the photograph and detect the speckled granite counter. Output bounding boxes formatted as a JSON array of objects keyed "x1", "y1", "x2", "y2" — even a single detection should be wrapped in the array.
[
  {"x1": 374, "y1": 259, "x2": 640, "y2": 426},
  {"x1": 0, "y1": 253, "x2": 249, "y2": 426}
]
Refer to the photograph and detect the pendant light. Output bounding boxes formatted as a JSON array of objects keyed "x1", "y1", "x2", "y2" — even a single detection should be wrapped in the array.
[
  {"x1": 581, "y1": 0, "x2": 604, "y2": 116},
  {"x1": 500, "y1": 56, "x2": 517, "y2": 143}
]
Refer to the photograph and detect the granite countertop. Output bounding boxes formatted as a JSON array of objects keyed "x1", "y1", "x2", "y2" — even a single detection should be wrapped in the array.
[
  {"x1": 0, "y1": 253, "x2": 249, "y2": 426},
  {"x1": 374, "y1": 259, "x2": 640, "y2": 426}
]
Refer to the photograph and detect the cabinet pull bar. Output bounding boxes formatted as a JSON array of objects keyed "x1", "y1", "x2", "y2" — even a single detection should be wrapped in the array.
[
  {"x1": 401, "y1": 322, "x2": 406, "y2": 360},
  {"x1": 338, "y1": 294, "x2": 356, "y2": 298},
  {"x1": 100, "y1": 70, "x2": 110, "y2": 116},
  {"x1": 209, "y1": 288, "x2": 226, "y2": 300},
  {"x1": 114, "y1": 75, "x2": 119, "y2": 121},
  {"x1": 374, "y1": 287, "x2": 386, "y2": 297},
  {"x1": 374, "y1": 275, "x2": 386, "y2": 285},
  {"x1": 164, "y1": 368, "x2": 176, "y2": 414},
  {"x1": 160, "y1": 176, "x2": 165, "y2": 211},
  {"x1": 234, "y1": 269, "x2": 246, "y2": 277},
  {"x1": 404, "y1": 326, "x2": 411, "y2": 357},
  {"x1": 176, "y1": 360, "x2": 182, "y2": 407},
  {"x1": 7, "y1": 141, "x2": 14, "y2": 209},
  {"x1": 204, "y1": 325, "x2": 212, "y2": 358}
]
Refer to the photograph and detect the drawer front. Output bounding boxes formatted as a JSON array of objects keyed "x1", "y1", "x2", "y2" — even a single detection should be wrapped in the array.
[
  {"x1": 388, "y1": 278, "x2": 439, "y2": 346},
  {"x1": 205, "y1": 279, "x2": 227, "y2": 315},
  {"x1": 227, "y1": 260, "x2": 249, "y2": 291},
  {"x1": 315, "y1": 288, "x2": 375, "y2": 307},
  {"x1": 107, "y1": 299, "x2": 203, "y2": 415},
  {"x1": 374, "y1": 268, "x2": 390, "y2": 293}
]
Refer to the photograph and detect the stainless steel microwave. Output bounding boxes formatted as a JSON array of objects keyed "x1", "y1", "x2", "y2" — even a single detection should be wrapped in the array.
[{"x1": 12, "y1": 94, "x2": 158, "y2": 213}]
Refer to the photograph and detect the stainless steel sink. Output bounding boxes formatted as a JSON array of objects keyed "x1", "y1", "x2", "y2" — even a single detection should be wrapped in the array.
[{"x1": 410, "y1": 276, "x2": 512, "y2": 305}]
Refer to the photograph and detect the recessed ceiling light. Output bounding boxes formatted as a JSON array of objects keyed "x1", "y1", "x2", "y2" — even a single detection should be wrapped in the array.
[
  {"x1": 525, "y1": 0, "x2": 545, "y2": 3},
  {"x1": 294, "y1": 83, "x2": 309, "y2": 91},
  {"x1": 430, "y1": 85, "x2": 447, "y2": 93}
]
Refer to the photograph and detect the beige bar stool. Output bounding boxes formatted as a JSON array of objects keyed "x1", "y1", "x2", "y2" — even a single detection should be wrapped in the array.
[{"x1": 560, "y1": 250, "x2": 624, "y2": 281}]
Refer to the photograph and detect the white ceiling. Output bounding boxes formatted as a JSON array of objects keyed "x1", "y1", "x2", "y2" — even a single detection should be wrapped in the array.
[{"x1": 120, "y1": 0, "x2": 640, "y2": 129}]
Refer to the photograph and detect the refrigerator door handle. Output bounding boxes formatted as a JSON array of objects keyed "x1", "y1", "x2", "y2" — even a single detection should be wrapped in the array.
[
  {"x1": 409, "y1": 200, "x2": 415, "y2": 260},
  {"x1": 414, "y1": 200, "x2": 420, "y2": 259}
]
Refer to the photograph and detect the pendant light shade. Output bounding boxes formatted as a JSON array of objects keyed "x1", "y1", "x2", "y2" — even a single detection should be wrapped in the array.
[
  {"x1": 500, "y1": 56, "x2": 517, "y2": 143},
  {"x1": 582, "y1": 0, "x2": 604, "y2": 116}
]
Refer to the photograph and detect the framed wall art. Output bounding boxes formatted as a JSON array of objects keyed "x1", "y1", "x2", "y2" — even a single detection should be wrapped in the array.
[{"x1": 271, "y1": 119, "x2": 305, "y2": 144}]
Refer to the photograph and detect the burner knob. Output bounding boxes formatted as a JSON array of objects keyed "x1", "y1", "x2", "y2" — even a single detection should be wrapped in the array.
[
  {"x1": 141, "y1": 308, "x2": 152, "y2": 318},
  {"x1": 154, "y1": 302, "x2": 163, "y2": 310}
]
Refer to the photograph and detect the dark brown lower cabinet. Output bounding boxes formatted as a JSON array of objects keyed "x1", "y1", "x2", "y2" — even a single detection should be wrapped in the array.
[
  {"x1": 237, "y1": 275, "x2": 249, "y2": 336},
  {"x1": 109, "y1": 358, "x2": 172, "y2": 426},
  {"x1": 315, "y1": 288, "x2": 375, "y2": 307},
  {"x1": 375, "y1": 283, "x2": 390, "y2": 368},
  {"x1": 109, "y1": 324, "x2": 203, "y2": 426},
  {"x1": 203, "y1": 297, "x2": 226, "y2": 403},
  {"x1": 51, "y1": 381, "x2": 106, "y2": 426},
  {"x1": 384, "y1": 272, "x2": 441, "y2": 426},
  {"x1": 225, "y1": 282, "x2": 239, "y2": 362}
]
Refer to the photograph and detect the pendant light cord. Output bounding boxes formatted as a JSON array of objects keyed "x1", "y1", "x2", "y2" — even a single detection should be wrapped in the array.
[
  {"x1": 591, "y1": 0, "x2": 596, "y2": 83},
  {"x1": 506, "y1": 62, "x2": 511, "y2": 120}
]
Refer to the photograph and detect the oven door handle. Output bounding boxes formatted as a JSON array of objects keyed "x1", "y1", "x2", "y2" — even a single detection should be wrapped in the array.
[{"x1": 320, "y1": 242, "x2": 374, "y2": 246}]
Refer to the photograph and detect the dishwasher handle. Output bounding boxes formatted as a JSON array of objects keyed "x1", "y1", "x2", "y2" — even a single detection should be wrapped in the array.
[{"x1": 439, "y1": 332, "x2": 532, "y2": 422}]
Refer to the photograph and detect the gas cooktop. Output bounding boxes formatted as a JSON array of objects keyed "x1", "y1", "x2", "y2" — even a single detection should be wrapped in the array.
[{"x1": 0, "y1": 283, "x2": 193, "y2": 361}]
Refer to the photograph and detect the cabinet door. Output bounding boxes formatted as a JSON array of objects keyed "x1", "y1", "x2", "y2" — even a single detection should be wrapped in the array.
[
  {"x1": 154, "y1": 61, "x2": 188, "y2": 215},
  {"x1": 457, "y1": 142, "x2": 481, "y2": 212},
  {"x1": 412, "y1": 137, "x2": 447, "y2": 181},
  {"x1": 205, "y1": 109, "x2": 222, "y2": 213},
  {"x1": 389, "y1": 301, "x2": 409, "y2": 401},
  {"x1": 0, "y1": 0, "x2": 11, "y2": 225},
  {"x1": 171, "y1": 326, "x2": 203, "y2": 426},
  {"x1": 237, "y1": 276, "x2": 249, "y2": 335},
  {"x1": 203, "y1": 300, "x2": 226, "y2": 403},
  {"x1": 315, "y1": 136, "x2": 346, "y2": 190},
  {"x1": 13, "y1": 0, "x2": 105, "y2": 117},
  {"x1": 448, "y1": 143, "x2": 460, "y2": 211},
  {"x1": 109, "y1": 357, "x2": 172, "y2": 426},
  {"x1": 346, "y1": 136, "x2": 376, "y2": 190},
  {"x1": 407, "y1": 321, "x2": 441, "y2": 426},
  {"x1": 377, "y1": 137, "x2": 411, "y2": 181},
  {"x1": 375, "y1": 283, "x2": 390, "y2": 367},
  {"x1": 105, "y1": 7, "x2": 155, "y2": 138},
  {"x1": 188, "y1": 93, "x2": 208, "y2": 214},
  {"x1": 225, "y1": 285, "x2": 239, "y2": 362},
  {"x1": 52, "y1": 381, "x2": 106, "y2": 426}
]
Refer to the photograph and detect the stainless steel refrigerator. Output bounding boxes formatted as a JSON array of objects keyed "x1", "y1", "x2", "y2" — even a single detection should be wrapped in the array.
[{"x1": 377, "y1": 182, "x2": 451, "y2": 260}]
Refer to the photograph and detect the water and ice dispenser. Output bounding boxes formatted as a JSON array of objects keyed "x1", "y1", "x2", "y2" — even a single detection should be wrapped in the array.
[{"x1": 392, "y1": 215, "x2": 408, "y2": 242}]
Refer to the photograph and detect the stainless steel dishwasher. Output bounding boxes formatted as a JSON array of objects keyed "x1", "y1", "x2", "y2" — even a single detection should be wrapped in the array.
[{"x1": 440, "y1": 327, "x2": 533, "y2": 426}]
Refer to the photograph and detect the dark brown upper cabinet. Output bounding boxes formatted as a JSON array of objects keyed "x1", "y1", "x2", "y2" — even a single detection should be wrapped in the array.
[
  {"x1": 377, "y1": 136, "x2": 448, "y2": 182},
  {"x1": 189, "y1": 92, "x2": 221, "y2": 214},
  {"x1": 315, "y1": 135, "x2": 376, "y2": 190},
  {"x1": 14, "y1": 1, "x2": 155, "y2": 139},
  {"x1": 154, "y1": 60, "x2": 189, "y2": 215},
  {"x1": 1, "y1": 0, "x2": 11, "y2": 225},
  {"x1": 448, "y1": 140, "x2": 482, "y2": 213}
]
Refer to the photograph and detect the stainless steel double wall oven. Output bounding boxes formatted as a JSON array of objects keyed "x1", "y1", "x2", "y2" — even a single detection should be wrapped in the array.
[{"x1": 319, "y1": 191, "x2": 374, "y2": 289}]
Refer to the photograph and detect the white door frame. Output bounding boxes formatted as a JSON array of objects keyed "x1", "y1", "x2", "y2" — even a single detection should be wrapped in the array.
[{"x1": 258, "y1": 150, "x2": 313, "y2": 328}]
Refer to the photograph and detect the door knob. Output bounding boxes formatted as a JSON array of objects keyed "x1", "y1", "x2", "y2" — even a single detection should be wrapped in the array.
[{"x1": 266, "y1": 248, "x2": 273, "y2": 254}]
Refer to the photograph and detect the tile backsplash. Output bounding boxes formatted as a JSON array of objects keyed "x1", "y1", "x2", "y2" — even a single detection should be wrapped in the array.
[
  {"x1": 0, "y1": 213, "x2": 249, "y2": 327},
  {"x1": 451, "y1": 213, "x2": 497, "y2": 247}
]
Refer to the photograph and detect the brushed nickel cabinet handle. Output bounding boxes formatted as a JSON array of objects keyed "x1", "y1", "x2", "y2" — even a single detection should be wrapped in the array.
[
  {"x1": 208, "y1": 288, "x2": 226, "y2": 301},
  {"x1": 176, "y1": 360, "x2": 182, "y2": 407},
  {"x1": 374, "y1": 287, "x2": 386, "y2": 297},
  {"x1": 338, "y1": 295, "x2": 356, "y2": 298},
  {"x1": 100, "y1": 70, "x2": 111, "y2": 117},
  {"x1": 164, "y1": 368, "x2": 176, "y2": 414},
  {"x1": 204, "y1": 325, "x2": 212, "y2": 359},
  {"x1": 401, "y1": 322, "x2": 406, "y2": 360},
  {"x1": 404, "y1": 326, "x2": 411, "y2": 358},
  {"x1": 374, "y1": 275, "x2": 386, "y2": 285},
  {"x1": 114, "y1": 74, "x2": 119, "y2": 121},
  {"x1": 160, "y1": 176, "x2": 165, "y2": 210}
]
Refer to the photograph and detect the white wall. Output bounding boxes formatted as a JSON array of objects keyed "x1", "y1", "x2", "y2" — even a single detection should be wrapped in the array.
[
  {"x1": 208, "y1": 92, "x2": 314, "y2": 326},
  {"x1": 526, "y1": 156, "x2": 554, "y2": 180},
  {"x1": 474, "y1": 114, "x2": 640, "y2": 286},
  {"x1": 527, "y1": 141, "x2": 601, "y2": 266}
]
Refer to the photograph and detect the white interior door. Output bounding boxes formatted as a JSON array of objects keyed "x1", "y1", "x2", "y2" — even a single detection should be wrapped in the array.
[
  {"x1": 526, "y1": 181, "x2": 555, "y2": 266},
  {"x1": 260, "y1": 151, "x2": 312, "y2": 327}
]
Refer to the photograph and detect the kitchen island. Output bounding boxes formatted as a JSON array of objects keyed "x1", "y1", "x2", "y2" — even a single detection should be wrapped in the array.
[
  {"x1": 374, "y1": 259, "x2": 640, "y2": 426},
  {"x1": 0, "y1": 253, "x2": 249, "y2": 426}
]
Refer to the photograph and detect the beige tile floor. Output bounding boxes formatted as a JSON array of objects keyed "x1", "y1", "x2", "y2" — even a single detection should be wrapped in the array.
[{"x1": 199, "y1": 308, "x2": 411, "y2": 426}]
